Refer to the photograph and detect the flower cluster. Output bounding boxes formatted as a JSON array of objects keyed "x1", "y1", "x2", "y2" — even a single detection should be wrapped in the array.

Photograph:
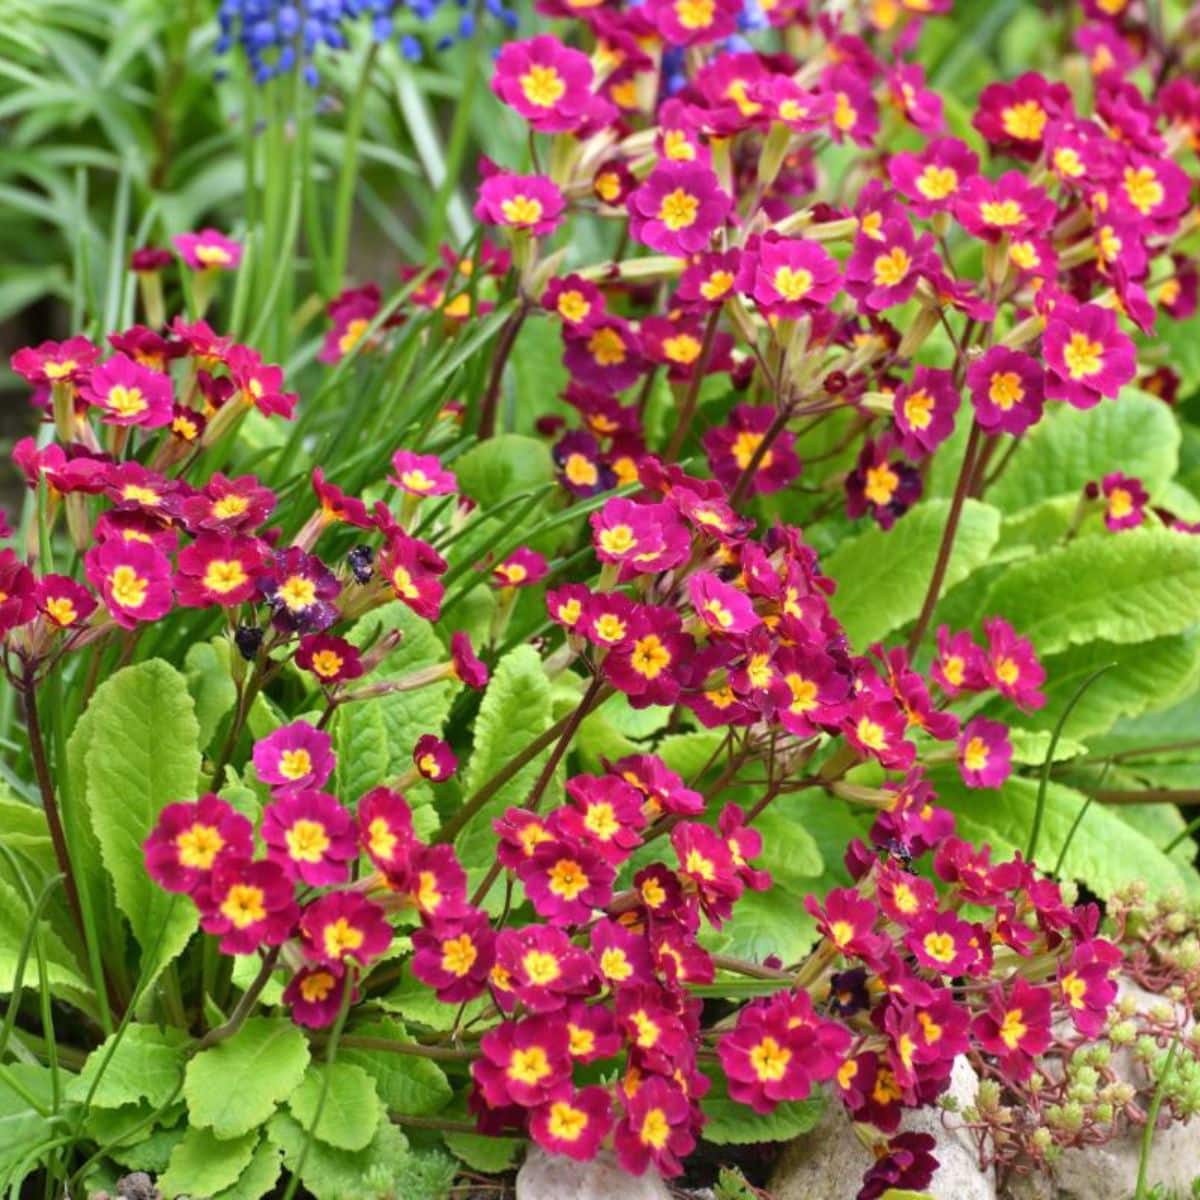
[{"x1": 216, "y1": 0, "x2": 519, "y2": 81}]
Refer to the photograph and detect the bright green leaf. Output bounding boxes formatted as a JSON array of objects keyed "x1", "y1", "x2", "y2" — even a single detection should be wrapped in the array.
[
  {"x1": 988, "y1": 390, "x2": 1179, "y2": 514},
  {"x1": 84, "y1": 660, "x2": 202, "y2": 984},
  {"x1": 268, "y1": 1099, "x2": 409, "y2": 1200},
  {"x1": 213, "y1": 1138, "x2": 282, "y2": 1200},
  {"x1": 340, "y1": 1017, "x2": 453, "y2": 1115},
  {"x1": 981, "y1": 529, "x2": 1200, "y2": 654},
  {"x1": 185, "y1": 1017, "x2": 311, "y2": 1140},
  {"x1": 160, "y1": 1128, "x2": 258, "y2": 1200},
  {"x1": 456, "y1": 645, "x2": 553, "y2": 869},
  {"x1": 936, "y1": 773, "x2": 1189, "y2": 899},
  {"x1": 454, "y1": 433, "x2": 555, "y2": 506},
  {"x1": 826, "y1": 500, "x2": 1001, "y2": 648},
  {"x1": 442, "y1": 1128, "x2": 521, "y2": 1173},
  {"x1": 70, "y1": 1024, "x2": 188, "y2": 1109},
  {"x1": 184, "y1": 638, "x2": 238, "y2": 751},
  {"x1": 702, "y1": 1092, "x2": 822, "y2": 1145},
  {"x1": 288, "y1": 1063, "x2": 380, "y2": 1152}
]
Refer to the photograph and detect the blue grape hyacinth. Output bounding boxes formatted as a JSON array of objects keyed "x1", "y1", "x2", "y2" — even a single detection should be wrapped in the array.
[{"x1": 217, "y1": 0, "x2": 517, "y2": 82}]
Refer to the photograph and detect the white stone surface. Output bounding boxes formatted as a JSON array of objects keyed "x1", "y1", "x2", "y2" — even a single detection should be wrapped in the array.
[
  {"x1": 516, "y1": 1147, "x2": 673, "y2": 1200},
  {"x1": 770, "y1": 1057, "x2": 996, "y2": 1200}
]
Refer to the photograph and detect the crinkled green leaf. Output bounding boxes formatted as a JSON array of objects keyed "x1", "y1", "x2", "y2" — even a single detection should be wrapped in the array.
[
  {"x1": 826, "y1": 499, "x2": 1001, "y2": 648},
  {"x1": 213, "y1": 1137, "x2": 282, "y2": 1200},
  {"x1": 268, "y1": 1099, "x2": 409, "y2": 1200},
  {"x1": 1000, "y1": 632, "x2": 1200, "y2": 743},
  {"x1": 654, "y1": 730, "x2": 725, "y2": 780},
  {"x1": 981, "y1": 529, "x2": 1200, "y2": 654},
  {"x1": 287, "y1": 1062, "x2": 380, "y2": 1152},
  {"x1": 335, "y1": 698, "x2": 389, "y2": 803},
  {"x1": 376, "y1": 964, "x2": 489, "y2": 1032},
  {"x1": 456, "y1": 645, "x2": 553, "y2": 868},
  {"x1": 70, "y1": 1024, "x2": 188, "y2": 1109},
  {"x1": 442, "y1": 1128, "x2": 521, "y2": 1173},
  {"x1": 988, "y1": 389, "x2": 1179, "y2": 514},
  {"x1": 346, "y1": 602, "x2": 455, "y2": 803},
  {"x1": 340, "y1": 1017, "x2": 453, "y2": 1116},
  {"x1": 702, "y1": 1091, "x2": 823, "y2": 1145},
  {"x1": 936, "y1": 773, "x2": 1191, "y2": 899},
  {"x1": 160, "y1": 1127, "x2": 258, "y2": 1200},
  {"x1": 0, "y1": 1065, "x2": 60, "y2": 1191},
  {"x1": 185, "y1": 1017, "x2": 311, "y2": 1140},
  {"x1": 84, "y1": 660, "x2": 201, "y2": 984}
]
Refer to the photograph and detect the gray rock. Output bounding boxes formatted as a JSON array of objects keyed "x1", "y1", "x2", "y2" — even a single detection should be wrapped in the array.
[
  {"x1": 770, "y1": 1057, "x2": 996, "y2": 1200},
  {"x1": 516, "y1": 1146, "x2": 673, "y2": 1200},
  {"x1": 1038, "y1": 983, "x2": 1199, "y2": 1200}
]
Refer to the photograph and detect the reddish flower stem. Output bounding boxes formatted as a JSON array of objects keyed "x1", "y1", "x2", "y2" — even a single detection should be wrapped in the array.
[
  {"x1": 20, "y1": 662, "x2": 88, "y2": 962},
  {"x1": 477, "y1": 302, "x2": 530, "y2": 440},
  {"x1": 906, "y1": 419, "x2": 983, "y2": 655}
]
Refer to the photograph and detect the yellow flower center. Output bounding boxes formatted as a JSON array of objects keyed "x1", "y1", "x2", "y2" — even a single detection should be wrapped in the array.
[
  {"x1": 1123, "y1": 166, "x2": 1163, "y2": 216},
  {"x1": 873, "y1": 246, "x2": 911, "y2": 287},
  {"x1": 45, "y1": 597, "x2": 78, "y2": 626},
  {"x1": 109, "y1": 565, "x2": 148, "y2": 609},
  {"x1": 999, "y1": 1007, "x2": 1027, "y2": 1049},
  {"x1": 980, "y1": 199, "x2": 1023, "y2": 227},
  {"x1": 674, "y1": 0, "x2": 714, "y2": 29},
  {"x1": 548, "y1": 858, "x2": 589, "y2": 901},
  {"x1": 1001, "y1": 100, "x2": 1047, "y2": 141},
  {"x1": 631, "y1": 634, "x2": 671, "y2": 679},
  {"x1": 177, "y1": 823, "x2": 224, "y2": 870},
  {"x1": 286, "y1": 819, "x2": 330, "y2": 863},
  {"x1": 221, "y1": 884, "x2": 266, "y2": 928},
  {"x1": 864, "y1": 463, "x2": 899, "y2": 506},
  {"x1": 500, "y1": 195, "x2": 544, "y2": 226},
  {"x1": 916, "y1": 164, "x2": 957, "y2": 200},
  {"x1": 520, "y1": 64, "x2": 565, "y2": 108},
  {"x1": 107, "y1": 385, "x2": 147, "y2": 417},
  {"x1": 323, "y1": 916, "x2": 366, "y2": 960},
  {"x1": 1063, "y1": 332, "x2": 1103, "y2": 379},
  {"x1": 749, "y1": 1036, "x2": 792, "y2": 1082},
  {"x1": 923, "y1": 931, "x2": 958, "y2": 963},
  {"x1": 279, "y1": 748, "x2": 312, "y2": 781},
  {"x1": 588, "y1": 327, "x2": 626, "y2": 366},
  {"x1": 547, "y1": 1101, "x2": 589, "y2": 1141},
  {"x1": 902, "y1": 388, "x2": 934, "y2": 430},
  {"x1": 508, "y1": 1046, "x2": 551, "y2": 1085},
  {"x1": 441, "y1": 934, "x2": 479, "y2": 977},
  {"x1": 658, "y1": 188, "x2": 700, "y2": 231},
  {"x1": 279, "y1": 575, "x2": 317, "y2": 610},
  {"x1": 773, "y1": 265, "x2": 813, "y2": 301},
  {"x1": 203, "y1": 559, "x2": 248, "y2": 594}
]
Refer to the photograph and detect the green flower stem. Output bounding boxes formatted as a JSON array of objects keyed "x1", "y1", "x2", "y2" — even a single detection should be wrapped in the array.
[
  {"x1": 282, "y1": 969, "x2": 356, "y2": 1200},
  {"x1": 329, "y1": 42, "x2": 380, "y2": 293},
  {"x1": 906, "y1": 419, "x2": 983, "y2": 654}
]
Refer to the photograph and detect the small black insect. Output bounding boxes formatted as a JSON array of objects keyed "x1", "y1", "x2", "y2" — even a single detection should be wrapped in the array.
[
  {"x1": 348, "y1": 544, "x2": 375, "y2": 584},
  {"x1": 234, "y1": 625, "x2": 264, "y2": 661}
]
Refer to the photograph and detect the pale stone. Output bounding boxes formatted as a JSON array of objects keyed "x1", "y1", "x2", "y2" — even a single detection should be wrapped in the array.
[
  {"x1": 515, "y1": 1147, "x2": 673, "y2": 1200},
  {"x1": 1030, "y1": 983, "x2": 1200, "y2": 1200},
  {"x1": 770, "y1": 1057, "x2": 997, "y2": 1200}
]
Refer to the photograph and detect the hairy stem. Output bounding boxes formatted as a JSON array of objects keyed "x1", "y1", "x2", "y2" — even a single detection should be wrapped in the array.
[{"x1": 906, "y1": 420, "x2": 983, "y2": 654}]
